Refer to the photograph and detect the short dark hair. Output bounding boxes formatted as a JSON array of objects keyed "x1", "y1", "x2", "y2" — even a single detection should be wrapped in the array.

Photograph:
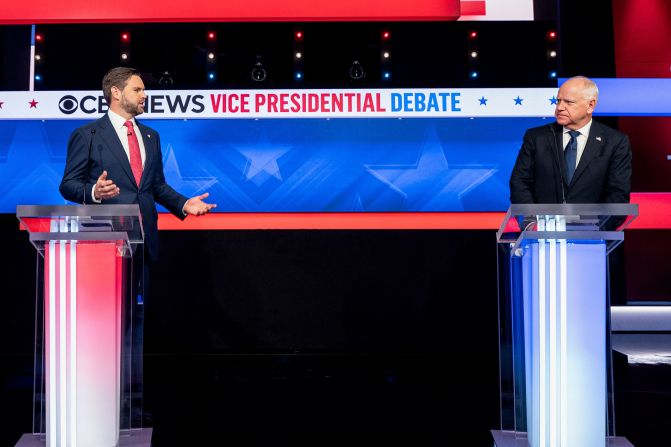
[{"x1": 102, "y1": 67, "x2": 141, "y2": 103}]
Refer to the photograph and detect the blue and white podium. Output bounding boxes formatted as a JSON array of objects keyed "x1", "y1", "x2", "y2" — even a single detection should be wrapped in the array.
[{"x1": 492, "y1": 204, "x2": 637, "y2": 447}]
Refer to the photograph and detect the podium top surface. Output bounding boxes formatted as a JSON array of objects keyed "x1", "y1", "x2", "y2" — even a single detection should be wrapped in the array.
[
  {"x1": 17, "y1": 205, "x2": 144, "y2": 256},
  {"x1": 17, "y1": 204, "x2": 142, "y2": 219},
  {"x1": 497, "y1": 203, "x2": 639, "y2": 253}
]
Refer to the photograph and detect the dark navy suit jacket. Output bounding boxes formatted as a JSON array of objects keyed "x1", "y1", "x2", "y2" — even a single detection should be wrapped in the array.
[
  {"x1": 60, "y1": 114, "x2": 187, "y2": 260},
  {"x1": 509, "y1": 121, "x2": 632, "y2": 204}
]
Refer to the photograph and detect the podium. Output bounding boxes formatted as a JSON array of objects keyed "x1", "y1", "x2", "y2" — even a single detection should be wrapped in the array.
[
  {"x1": 492, "y1": 204, "x2": 637, "y2": 447},
  {"x1": 15, "y1": 205, "x2": 151, "y2": 447}
]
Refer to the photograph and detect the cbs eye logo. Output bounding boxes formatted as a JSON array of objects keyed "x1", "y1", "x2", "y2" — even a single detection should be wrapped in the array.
[{"x1": 58, "y1": 95, "x2": 78, "y2": 114}]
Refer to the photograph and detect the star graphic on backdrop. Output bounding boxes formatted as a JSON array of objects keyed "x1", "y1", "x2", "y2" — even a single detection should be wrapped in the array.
[
  {"x1": 29, "y1": 99, "x2": 38, "y2": 108},
  {"x1": 514, "y1": 96, "x2": 523, "y2": 106},
  {"x1": 365, "y1": 127, "x2": 497, "y2": 210},
  {"x1": 162, "y1": 144, "x2": 219, "y2": 195},
  {"x1": 0, "y1": 121, "x2": 70, "y2": 206},
  {"x1": 233, "y1": 136, "x2": 292, "y2": 187},
  {"x1": 549, "y1": 96, "x2": 558, "y2": 105},
  {"x1": 478, "y1": 96, "x2": 488, "y2": 106}
]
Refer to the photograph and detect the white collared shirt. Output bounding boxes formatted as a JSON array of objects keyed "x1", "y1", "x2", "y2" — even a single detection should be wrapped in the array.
[
  {"x1": 107, "y1": 109, "x2": 147, "y2": 166},
  {"x1": 562, "y1": 120, "x2": 592, "y2": 168},
  {"x1": 91, "y1": 110, "x2": 148, "y2": 202}
]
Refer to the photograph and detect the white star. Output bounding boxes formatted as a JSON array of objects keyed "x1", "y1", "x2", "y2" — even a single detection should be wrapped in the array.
[
  {"x1": 234, "y1": 136, "x2": 292, "y2": 187},
  {"x1": 365, "y1": 127, "x2": 497, "y2": 211},
  {"x1": 162, "y1": 144, "x2": 219, "y2": 195}
]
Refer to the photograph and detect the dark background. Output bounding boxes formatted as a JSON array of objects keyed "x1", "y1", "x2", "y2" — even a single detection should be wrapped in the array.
[{"x1": 1, "y1": 0, "x2": 670, "y2": 445}]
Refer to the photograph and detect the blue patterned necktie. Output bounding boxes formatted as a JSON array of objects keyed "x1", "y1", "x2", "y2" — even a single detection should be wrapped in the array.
[{"x1": 564, "y1": 130, "x2": 580, "y2": 183}]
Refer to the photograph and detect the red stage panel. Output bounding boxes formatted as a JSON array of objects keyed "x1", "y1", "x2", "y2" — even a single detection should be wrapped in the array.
[
  {"x1": 158, "y1": 212, "x2": 505, "y2": 230},
  {"x1": 157, "y1": 193, "x2": 671, "y2": 230},
  {"x1": 0, "y1": 0, "x2": 465, "y2": 23}
]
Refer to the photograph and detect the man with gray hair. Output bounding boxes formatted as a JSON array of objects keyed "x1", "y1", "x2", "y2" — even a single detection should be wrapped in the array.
[{"x1": 510, "y1": 76, "x2": 632, "y2": 204}]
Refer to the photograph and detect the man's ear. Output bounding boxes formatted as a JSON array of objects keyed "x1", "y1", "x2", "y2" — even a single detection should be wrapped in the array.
[
  {"x1": 587, "y1": 99, "x2": 596, "y2": 114},
  {"x1": 110, "y1": 86, "x2": 121, "y2": 101}
]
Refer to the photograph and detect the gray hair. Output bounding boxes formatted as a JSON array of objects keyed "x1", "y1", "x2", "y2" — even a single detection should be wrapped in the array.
[{"x1": 566, "y1": 76, "x2": 599, "y2": 101}]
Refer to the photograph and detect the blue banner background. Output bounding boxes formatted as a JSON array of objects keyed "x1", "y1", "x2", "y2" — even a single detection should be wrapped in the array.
[{"x1": 0, "y1": 117, "x2": 549, "y2": 212}]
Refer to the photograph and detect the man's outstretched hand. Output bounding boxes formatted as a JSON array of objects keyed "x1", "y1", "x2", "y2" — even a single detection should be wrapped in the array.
[
  {"x1": 184, "y1": 192, "x2": 217, "y2": 216},
  {"x1": 94, "y1": 170, "x2": 120, "y2": 200}
]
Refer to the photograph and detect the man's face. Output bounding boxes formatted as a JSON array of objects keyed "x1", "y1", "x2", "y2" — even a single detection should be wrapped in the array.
[
  {"x1": 113, "y1": 75, "x2": 146, "y2": 117},
  {"x1": 554, "y1": 80, "x2": 596, "y2": 130}
]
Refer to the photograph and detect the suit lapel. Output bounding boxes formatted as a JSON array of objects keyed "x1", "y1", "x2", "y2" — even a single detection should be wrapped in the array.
[
  {"x1": 97, "y1": 115, "x2": 137, "y2": 187},
  {"x1": 136, "y1": 121, "x2": 155, "y2": 189},
  {"x1": 548, "y1": 123, "x2": 569, "y2": 189},
  {"x1": 570, "y1": 121, "x2": 603, "y2": 186}
]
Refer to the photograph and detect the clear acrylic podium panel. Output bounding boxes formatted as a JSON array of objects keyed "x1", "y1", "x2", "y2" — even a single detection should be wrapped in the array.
[
  {"x1": 17, "y1": 205, "x2": 145, "y2": 445},
  {"x1": 495, "y1": 204, "x2": 637, "y2": 447}
]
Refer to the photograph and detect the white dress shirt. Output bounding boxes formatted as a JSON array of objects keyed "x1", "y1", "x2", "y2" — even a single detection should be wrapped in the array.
[
  {"x1": 107, "y1": 109, "x2": 147, "y2": 166},
  {"x1": 91, "y1": 110, "x2": 148, "y2": 202},
  {"x1": 562, "y1": 119, "x2": 592, "y2": 169}
]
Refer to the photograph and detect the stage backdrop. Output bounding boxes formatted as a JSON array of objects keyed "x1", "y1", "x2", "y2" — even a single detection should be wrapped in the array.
[{"x1": 1, "y1": 84, "x2": 668, "y2": 225}]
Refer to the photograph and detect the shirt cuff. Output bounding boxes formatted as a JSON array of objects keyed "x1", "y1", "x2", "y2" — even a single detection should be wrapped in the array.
[{"x1": 91, "y1": 184, "x2": 102, "y2": 203}]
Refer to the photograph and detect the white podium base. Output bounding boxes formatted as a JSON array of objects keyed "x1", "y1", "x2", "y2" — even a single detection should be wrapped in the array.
[
  {"x1": 15, "y1": 428, "x2": 153, "y2": 447},
  {"x1": 491, "y1": 430, "x2": 634, "y2": 447}
]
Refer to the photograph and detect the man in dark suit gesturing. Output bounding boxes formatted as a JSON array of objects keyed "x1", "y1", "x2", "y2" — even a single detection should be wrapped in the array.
[
  {"x1": 510, "y1": 76, "x2": 632, "y2": 204},
  {"x1": 60, "y1": 67, "x2": 216, "y2": 260}
]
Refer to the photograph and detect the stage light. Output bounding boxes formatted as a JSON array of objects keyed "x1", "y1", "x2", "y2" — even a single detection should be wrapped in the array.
[
  {"x1": 548, "y1": 31, "x2": 557, "y2": 40},
  {"x1": 121, "y1": 53, "x2": 128, "y2": 60},
  {"x1": 295, "y1": 31, "x2": 303, "y2": 40},
  {"x1": 383, "y1": 71, "x2": 391, "y2": 80},
  {"x1": 251, "y1": 57, "x2": 267, "y2": 82},
  {"x1": 295, "y1": 72, "x2": 303, "y2": 80},
  {"x1": 35, "y1": 34, "x2": 43, "y2": 42},
  {"x1": 35, "y1": 74, "x2": 42, "y2": 81},
  {"x1": 208, "y1": 72, "x2": 216, "y2": 80},
  {"x1": 349, "y1": 60, "x2": 365, "y2": 80},
  {"x1": 295, "y1": 52, "x2": 302, "y2": 59},
  {"x1": 469, "y1": 31, "x2": 478, "y2": 39},
  {"x1": 382, "y1": 31, "x2": 390, "y2": 40},
  {"x1": 549, "y1": 71, "x2": 557, "y2": 79},
  {"x1": 470, "y1": 71, "x2": 479, "y2": 79},
  {"x1": 35, "y1": 54, "x2": 41, "y2": 61},
  {"x1": 208, "y1": 52, "x2": 215, "y2": 60},
  {"x1": 207, "y1": 32, "x2": 216, "y2": 40},
  {"x1": 158, "y1": 71, "x2": 174, "y2": 87},
  {"x1": 121, "y1": 33, "x2": 130, "y2": 42},
  {"x1": 549, "y1": 50, "x2": 557, "y2": 58},
  {"x1": 470, "y1": 51, "x2": 478, "y2": 59},
  {"x1": 383, "y1": 52, "x2": 390, "y2": 59}
]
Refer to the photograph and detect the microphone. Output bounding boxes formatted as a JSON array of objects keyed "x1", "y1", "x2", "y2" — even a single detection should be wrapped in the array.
[
  {"x1": 550, "y1": 124, "x2": 567, "y2": 203},
  {"x1": 87, "y1": 128, "x2": 98, "y2": 203}
]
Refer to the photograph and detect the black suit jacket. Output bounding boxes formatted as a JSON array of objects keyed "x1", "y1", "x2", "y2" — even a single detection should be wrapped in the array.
[
  {"x1": 60, "y1": 114, "x2": 187, "y2": 260},
  {"x1": 509, "y1": 121, "x2": 632, "y2": 204}
]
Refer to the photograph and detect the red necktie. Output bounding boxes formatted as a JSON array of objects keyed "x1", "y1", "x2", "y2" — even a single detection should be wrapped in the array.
[{"x1": 124, "y1": 120, "x2": 143, "y2": 186}]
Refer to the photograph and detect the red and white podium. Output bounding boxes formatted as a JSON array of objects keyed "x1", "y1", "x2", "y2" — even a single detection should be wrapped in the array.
[{"x1": 16, "y1": 205, "x2": 151, "y2": 447}]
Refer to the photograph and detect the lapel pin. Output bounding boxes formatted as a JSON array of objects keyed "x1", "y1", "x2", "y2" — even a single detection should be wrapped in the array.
[
  {"x1": 596, "y1": 136, "x2": 602, "y2": 142},
  {"x1": 147, "y1": 134, "x2": 151, "y2": 139}
]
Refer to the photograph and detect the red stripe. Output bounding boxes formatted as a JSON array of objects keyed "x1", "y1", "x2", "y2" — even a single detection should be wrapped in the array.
[
  {"x1": 157, "y1": 193, "x2": 671, "y2": 230},
  {"x1": 0, "y1": 0, "x2": 460, "y2": 24},
  {"x1": 629, "y1": 193, "x2": 671, "y2": 229},
  {"x1": 460, "y1": 1, "x2": 487, "y2": 16},
  {"x1": 158, "y1": 212, "x2": 505, "y2": 230}
]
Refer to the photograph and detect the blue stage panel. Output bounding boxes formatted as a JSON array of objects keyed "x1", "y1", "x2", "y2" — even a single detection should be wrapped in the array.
[{"x1": 0, "y1": 117, "x2": 549, "y2": 213}]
